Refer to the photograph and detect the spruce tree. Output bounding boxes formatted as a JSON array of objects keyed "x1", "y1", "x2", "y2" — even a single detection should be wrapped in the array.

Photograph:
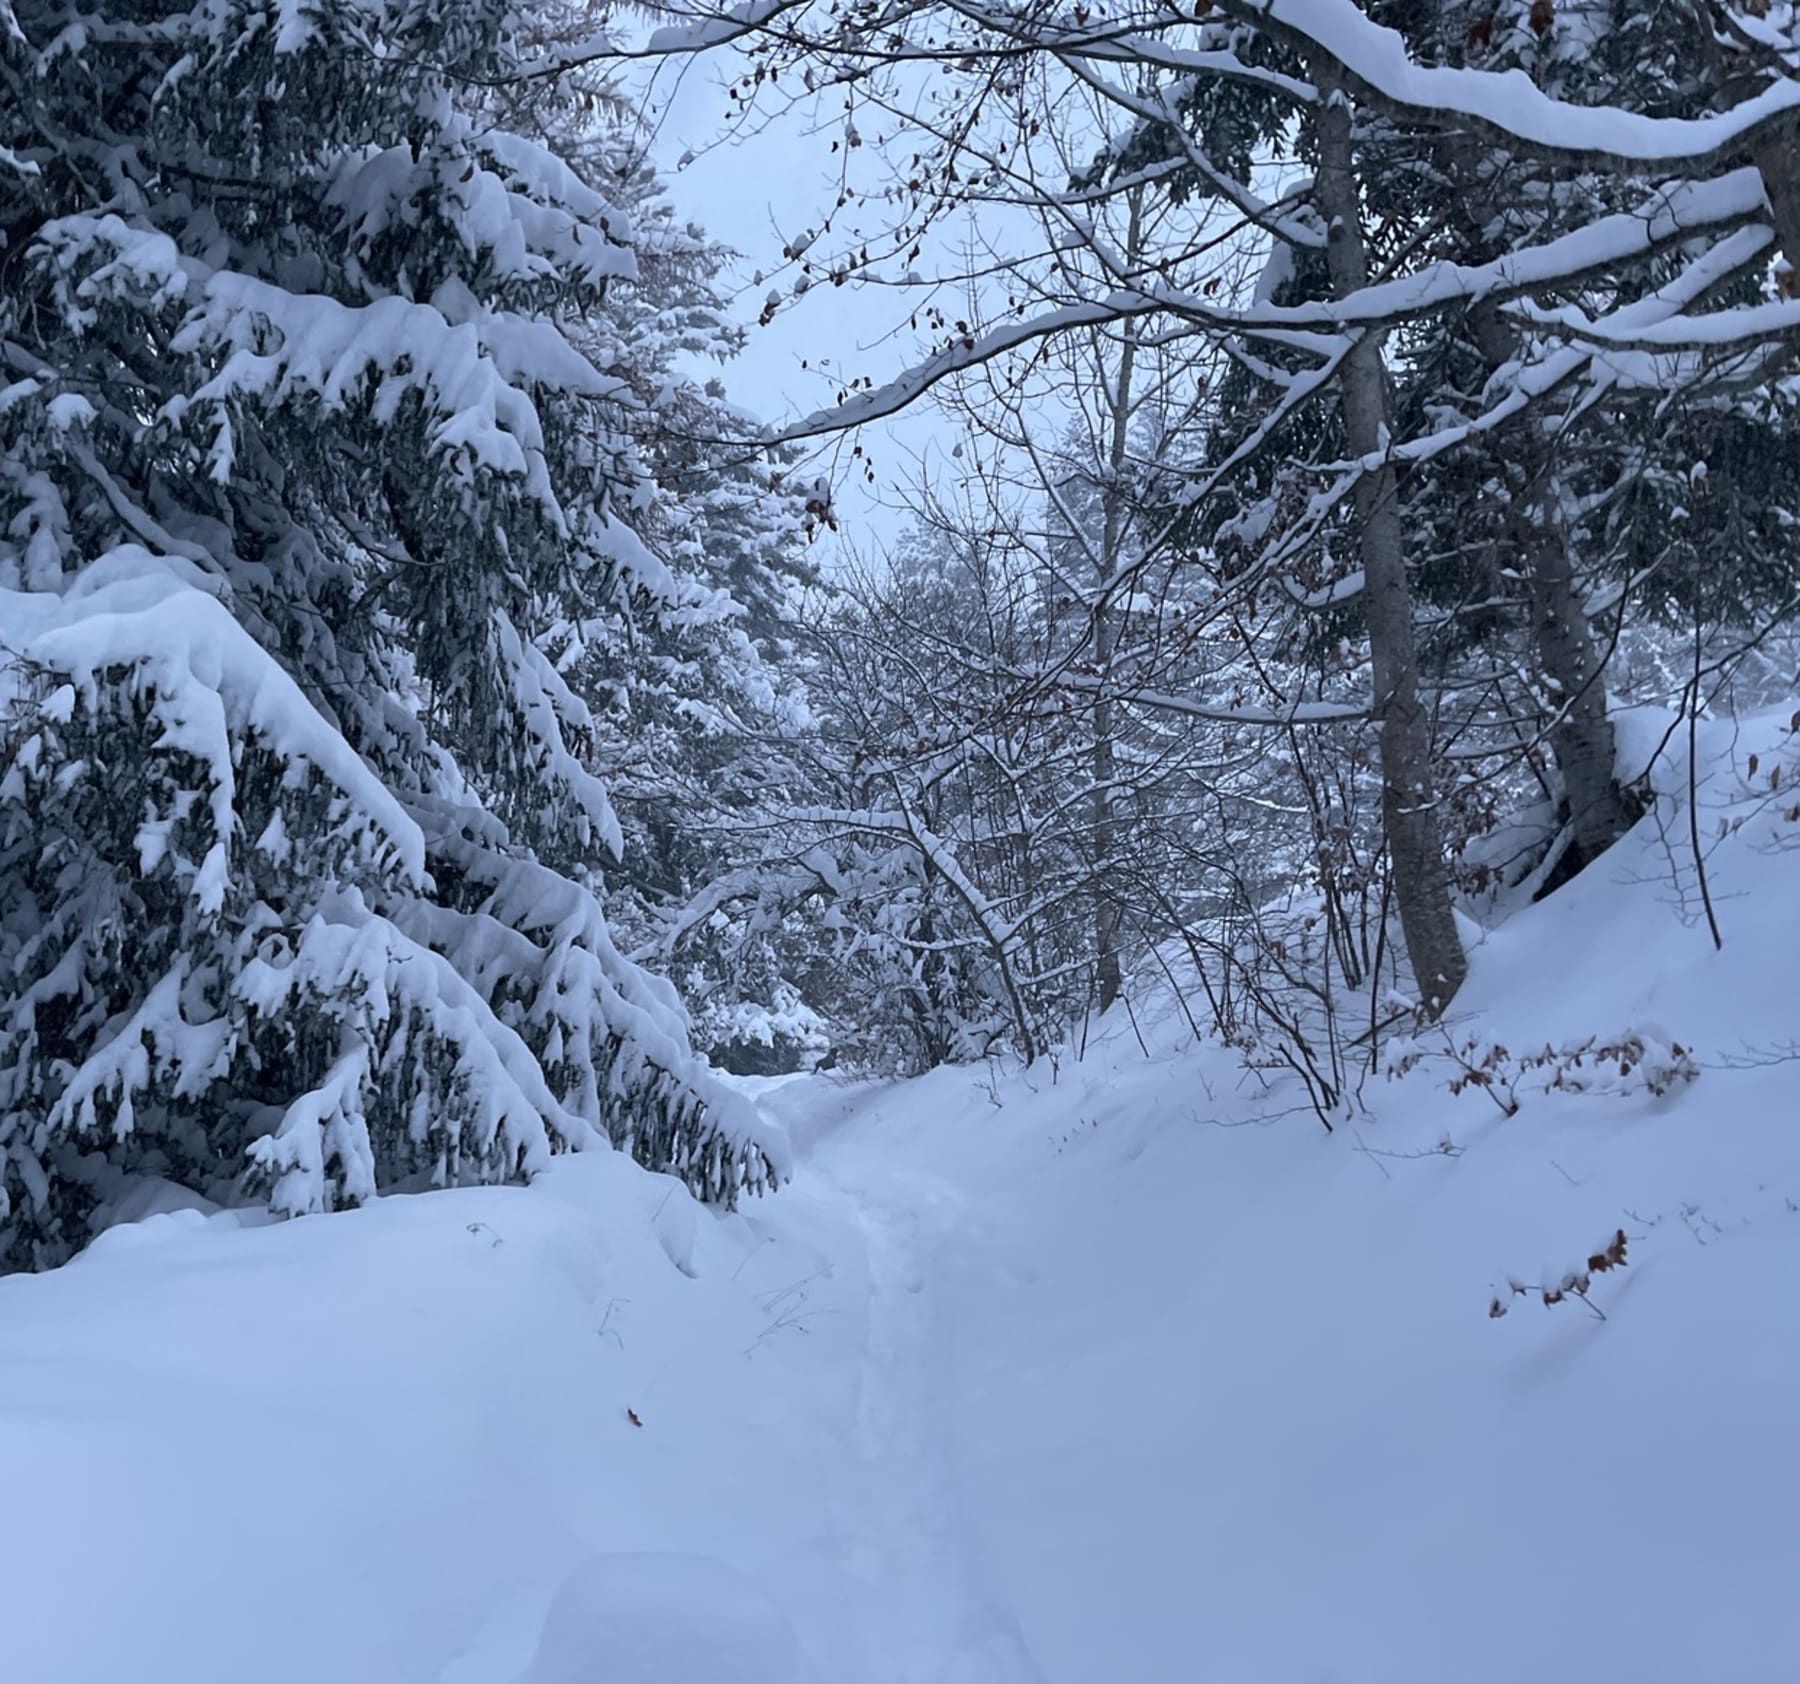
[{"x1": 0, "y1": 0, "x2": 782, "y2": 1269}]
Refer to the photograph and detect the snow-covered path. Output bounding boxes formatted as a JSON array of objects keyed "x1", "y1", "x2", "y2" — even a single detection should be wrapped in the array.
[
  {"x1": 783, "y1": 1102, "x2": 1049, "y2": 1684},
  {"x1": 7, "y1": 746, "x2": 1800, "y2": 1682}
]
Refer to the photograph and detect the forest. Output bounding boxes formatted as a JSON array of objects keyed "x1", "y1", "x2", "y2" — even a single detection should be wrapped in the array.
[
  {"x1": 6, "y1": 0, "x2": 1797, "y2": 1263},
  {"x1": 4, "y1": 3, "x2": 1800, "y2": 1679}
]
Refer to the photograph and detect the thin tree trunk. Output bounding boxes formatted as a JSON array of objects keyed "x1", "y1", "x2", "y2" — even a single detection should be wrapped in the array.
[
  {"x1": 1753, "y1": 124, "x2": 1800, "y2": 273},
  {"x1": 1516, "y1": 490, "x2": 1631, "y2": 862},
  {"x1": 1092, "y1": 615, "x2": 1123, "y2": 1014},
  {"x1": 1464, "y1": 296, "x2": 1633, "y2": 863},
  {"x1": 1423, "y1": 0, "x2": 1634, "y2": 866},
  {"x1": 1091, "y1": 205, "x2": 1140, "y2": 1015},
  {"x1": 1314, "y1": 69, "x2": 1467, "y2": 1016}
]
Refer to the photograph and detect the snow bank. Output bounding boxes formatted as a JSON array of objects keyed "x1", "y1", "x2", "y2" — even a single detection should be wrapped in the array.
[
  {"x1": 0, "y1": 1151, "x2": 843, "y2": 1684},
  {"x1": 2, "y1": 708, "x2": 1796, "y2": 1681},
  {"x1": 744, "y1": 708, "x2": 1800, "y2": 1683}
]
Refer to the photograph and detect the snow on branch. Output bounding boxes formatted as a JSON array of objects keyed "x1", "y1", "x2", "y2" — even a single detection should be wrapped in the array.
[
  {"x1": 0, "y1": 558, "x2": 784, "y2": 1263},
  {"x1": 238, "y1": 888, "x2": 579, "y2": 1216},
  {"x1": 165, "y1": 271, "x2": 617, "y2": 513},
  {"x1": 1519, "y1": 295, "x2": 1800, "y2": 353},
  {"x1": 327, "y1": 135, "x2": 640, "y2": 293},
  {"x1": 616, "y1": 0, "x2": 1797, "y2": 171},
  {"x1": 407, "y1": 820, "x2": 790, "y2": 1197},
  {"x1": 492, "y1": 610, "x2": 624, "y2": 855},
  {"x1": 1217, "y1": 0, "x2": 1800, "y2": 169},
  {"x1": 3, "y1": 551, "x2": 427, "y2": 891},
  {"x1": 531, "y1": 0, "x2": 812, "y2": 71},
  {"x1": 771, "y1": 164, "x2": 1769, "y2": 447}
]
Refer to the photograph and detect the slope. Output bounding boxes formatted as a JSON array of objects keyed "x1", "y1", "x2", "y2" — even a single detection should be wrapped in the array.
[{"x1": 1, "y1": 709, "x2": 1797, "y2": 1682}]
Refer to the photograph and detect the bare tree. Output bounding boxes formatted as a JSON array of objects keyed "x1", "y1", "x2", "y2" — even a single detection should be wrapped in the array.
[{"x1": 565, "y1": 0, "x2": 1800, "y2": 1026}]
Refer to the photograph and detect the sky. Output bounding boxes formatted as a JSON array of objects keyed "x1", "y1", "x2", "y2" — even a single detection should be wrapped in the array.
[
  {"x1": 619, "y1": 23, "x2": 1274, "y2": 573},
  {"x1": 630, "y1": 42, "x2": 962, "y2": 560}
]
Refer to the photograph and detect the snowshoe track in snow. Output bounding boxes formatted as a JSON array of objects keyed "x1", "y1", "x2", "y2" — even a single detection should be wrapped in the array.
[{"x1": 809, "y1": 1135, "x2": 1048, "y2": 1684}]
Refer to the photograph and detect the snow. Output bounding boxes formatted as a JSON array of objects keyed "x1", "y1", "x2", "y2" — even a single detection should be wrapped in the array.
[
  {"x1": 905, "y1": 2, "x2": 1800, "y2": 174},
  {"x1": 1233, "y1": 0, "x2": 1800, "y2": 166},
  {"x1": 778, "y1": 165, "x2": 1776, "y2": 447},
  {"x1": 3, "y1": 715, "x2": 1799, "y2": 1680},
  {"x1": 515, "y1": 1555, "x2": 802, "y2": 1684},
  {"x1": 45, "y1": 392, "x2": 96, "y2": 431},
  {"x1": 167, "y1": 270, "x2": 626, "y2": 515},
  {"x1": 643, "y1": 0, "x2": 793, "y2": 58},
  {"x1": 327, "y1": 140, "x2": 639, "y2": 293},
  {"x1": 1, "y1": 548, "x2": 427, "y2": 886}
]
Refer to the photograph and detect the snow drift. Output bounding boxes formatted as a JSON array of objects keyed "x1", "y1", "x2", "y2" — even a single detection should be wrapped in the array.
[{"x1": 1, "y1": 710, "x2": 1797, "y2": 1681}]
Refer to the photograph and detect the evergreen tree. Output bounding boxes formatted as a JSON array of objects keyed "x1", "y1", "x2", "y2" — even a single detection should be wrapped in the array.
[
  {"x1": 0, "y1": 0, "x2": 783, "y2": 1269},
  {"x1": 551, "y1": 145, "x2": 825, "y2": 1072},
  {"x1": 490, "y1": 10, "x2": 834, "y2": 1075}
]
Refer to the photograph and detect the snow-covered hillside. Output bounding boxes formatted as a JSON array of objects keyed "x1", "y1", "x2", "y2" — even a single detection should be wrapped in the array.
[{"x1": 3, "y1": 713, "x2": 1798, "y2": 1683}]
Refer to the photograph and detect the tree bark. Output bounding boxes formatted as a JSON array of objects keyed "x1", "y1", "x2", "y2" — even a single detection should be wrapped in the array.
[
  {"x1": 1692, "y1": 6, "x2": 1800, "y2": 269},
  {"x1": 1091, "y1": 214, "x2": 1140, "y2": 1017},
  {"x1": 1518, "y1": 502, "x2": 1630, "y2": 862},
  {"x1": 1464, "y1": 298, "x2": 1633, "y2": 864},
  {"x1": 1314, "y1": 71, "x2": 1467, "y2": 1016},
  {"x1": 1092, "y1": 603, "x2": 1123, "y2": 1015},
  {"x1": 1752, "y1": 123, "x2": 1800, "y2": 273}
]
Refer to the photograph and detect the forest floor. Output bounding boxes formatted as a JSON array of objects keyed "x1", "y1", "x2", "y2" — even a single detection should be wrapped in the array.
[{"x1": 4, "y1": 708, "x2": 1800, "y2": 1682}]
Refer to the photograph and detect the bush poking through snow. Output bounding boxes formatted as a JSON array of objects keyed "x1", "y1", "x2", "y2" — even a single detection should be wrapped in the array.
[
  {"x1": 1490, "y1": 1229, "x2": 1630, "y2": 1322},
  {"x1": 1386, "y1": 1030, "x2": 1699, "y2": 1116}
]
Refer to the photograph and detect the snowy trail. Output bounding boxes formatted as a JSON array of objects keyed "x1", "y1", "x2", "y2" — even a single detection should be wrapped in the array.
[
  {"x1": 771, "y1": 1086, "x2": 1049, "y2": 1684},
  {"x1": 9, "y1": 750, "x2": 1800, "y2": 1684}
]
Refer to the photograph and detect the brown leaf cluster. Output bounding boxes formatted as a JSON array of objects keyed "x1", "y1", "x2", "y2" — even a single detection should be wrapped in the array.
[{"x1": 1489, "y1": 1230, "x2": 1627, "y2": 1319}]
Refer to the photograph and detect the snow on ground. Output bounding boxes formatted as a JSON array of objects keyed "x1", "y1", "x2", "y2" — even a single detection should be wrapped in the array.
[{"x1": 3, "y1": 711, "x2": 1799, "y2": 1682}]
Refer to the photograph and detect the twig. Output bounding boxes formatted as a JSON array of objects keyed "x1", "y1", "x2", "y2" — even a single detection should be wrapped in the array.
[{"x1": 1689, "y1": 593, "x2": 1723, "y2": 951}]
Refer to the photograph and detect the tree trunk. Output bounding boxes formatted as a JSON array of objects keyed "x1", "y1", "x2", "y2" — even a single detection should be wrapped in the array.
[
  {"x1": 1092, "y1": 614, "x2": 1123, "y2": 1015},
  {"x1": 1314, "y1": 70, "x2": 1467, "y2": 1016},
  {"x1": 1696, "y1": 13, "x2": 1800, "y2": 273},
  {"x1": 1516, "y1": 491, "x2": 1632, "y2": 863},
  {"x1": 1753, "y1": 124, "x2": 1800, "y2": 274},
  {"x1": 1091, "y1": 220, "x2": 1140, "y2": 1017},
  {"x1": 1464, "y1": 298, "x2": 1633, "y2": 864}
]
